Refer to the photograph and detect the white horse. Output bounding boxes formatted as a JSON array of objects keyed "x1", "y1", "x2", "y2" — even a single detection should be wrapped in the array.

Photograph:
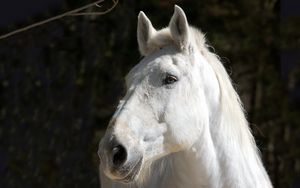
[{"x1": 98, "y1": 5, "x2": 273, "y2": 188}]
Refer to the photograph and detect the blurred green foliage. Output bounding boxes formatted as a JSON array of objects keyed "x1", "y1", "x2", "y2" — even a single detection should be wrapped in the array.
[{"x1": 0, "y1": 0, "x2": 299, "y2": 188}]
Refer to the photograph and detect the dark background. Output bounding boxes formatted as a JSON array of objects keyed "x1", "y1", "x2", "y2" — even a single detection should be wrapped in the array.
[{"x1": 0, "y1": 0, "x2": 299, "y2": 187}]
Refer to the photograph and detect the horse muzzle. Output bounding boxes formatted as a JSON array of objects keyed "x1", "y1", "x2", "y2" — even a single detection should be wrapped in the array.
[{"x1": 98, "y1": 136, "x2": 143, "y2": 183}]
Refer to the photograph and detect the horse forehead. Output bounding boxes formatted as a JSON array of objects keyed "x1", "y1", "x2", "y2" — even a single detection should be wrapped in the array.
[
  {"x1": 126, "y1": 48, "x2": 191, "y2": 85},
  {"x1": 143, "y1": 51, "x2": 188, "y2": 71}
]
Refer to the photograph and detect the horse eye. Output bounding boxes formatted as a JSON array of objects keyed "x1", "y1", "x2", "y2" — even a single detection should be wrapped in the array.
[{"x1": 163, "y1": 74, "x2": 178, "y2": 85}]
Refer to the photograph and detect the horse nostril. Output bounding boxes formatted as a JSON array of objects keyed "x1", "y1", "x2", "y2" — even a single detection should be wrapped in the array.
[{"x1": 112, "y1": 145, "x2": 127, "y2": 167}]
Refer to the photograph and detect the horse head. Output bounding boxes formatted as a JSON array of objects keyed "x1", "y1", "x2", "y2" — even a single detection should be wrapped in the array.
[{"x1": 98, "y1": 5, "x2": 220, "y2": 184}]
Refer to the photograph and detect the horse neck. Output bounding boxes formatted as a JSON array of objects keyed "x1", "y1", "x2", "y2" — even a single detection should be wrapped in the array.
[
  {"x1": 183, "y1": 48, "x2": 272, "y2": 187},
  {"x1": 207, "y1": 101, "x2": 272, "y2": 188}
]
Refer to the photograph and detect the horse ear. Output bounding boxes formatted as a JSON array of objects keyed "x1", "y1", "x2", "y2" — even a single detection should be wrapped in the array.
[
  {"x1": 169, "y1": 5, "x2": 190, "y2": 51},
  {"x1": 137, "y1": 11, "x2": 156, "y2": 56}
]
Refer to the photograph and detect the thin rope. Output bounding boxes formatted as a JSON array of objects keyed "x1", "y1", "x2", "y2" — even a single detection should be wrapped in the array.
[
  {"x1": 0, "y1": 0, "x2": 118, "y2": 40},
  {"x1": 69, "y1": 0, "x2": 117, "y2": 16}
]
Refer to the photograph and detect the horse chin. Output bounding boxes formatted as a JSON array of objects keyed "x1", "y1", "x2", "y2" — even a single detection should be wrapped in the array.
[{"x1": 117, "y1": 157, "x2": 143, "y2": 184}]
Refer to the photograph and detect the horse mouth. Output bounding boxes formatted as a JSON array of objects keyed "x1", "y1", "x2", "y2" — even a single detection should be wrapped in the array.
[{"x1": 119, "y1": 157, "x2": 143, "y2": 183}]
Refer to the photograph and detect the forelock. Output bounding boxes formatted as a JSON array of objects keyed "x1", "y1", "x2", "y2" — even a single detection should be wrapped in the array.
[{"x1": 147, "y1": 27, "x2": 207, "y2": 55}]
